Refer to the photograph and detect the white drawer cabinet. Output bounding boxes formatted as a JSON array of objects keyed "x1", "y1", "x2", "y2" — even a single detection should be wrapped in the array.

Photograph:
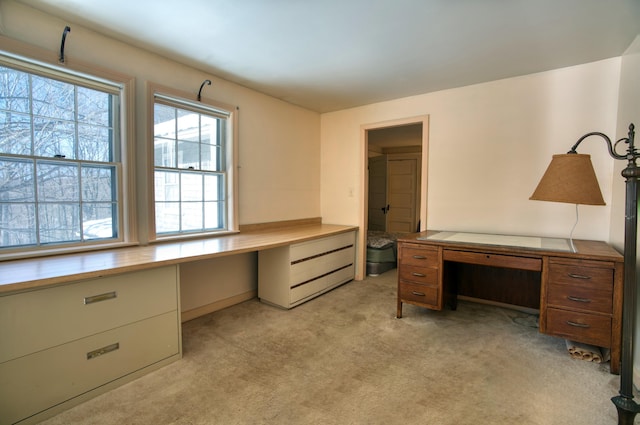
[
  {"x1": 0, "y1": 266, "x2": 182, "y2": 425},
  {"x1": 259, "y1": 231, "x2": 356, "y2": 308}
]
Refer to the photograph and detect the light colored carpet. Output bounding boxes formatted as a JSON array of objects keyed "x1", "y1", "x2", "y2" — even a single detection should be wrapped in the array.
[{"x1": 40, "y1": 269, "x2": 623, "y2": 424}]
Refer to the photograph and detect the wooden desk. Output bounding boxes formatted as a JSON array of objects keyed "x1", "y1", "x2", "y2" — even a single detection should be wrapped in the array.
[{"x1": 396, "y1": 230, "x2": 624, "y2": 374}]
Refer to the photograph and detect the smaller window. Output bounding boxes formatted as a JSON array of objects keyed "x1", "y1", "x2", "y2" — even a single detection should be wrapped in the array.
[{"x1": 151, "y1": 89, "x2": 237, "y2": 238}]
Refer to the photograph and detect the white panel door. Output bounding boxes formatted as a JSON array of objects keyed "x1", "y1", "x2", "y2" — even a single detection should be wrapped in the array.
[
  {"x1": 387, "y1": 158, "x2": 418, "y2": 232},
  {"x1": 367, "y1": 155, "x2": 387, "y2": 231}
]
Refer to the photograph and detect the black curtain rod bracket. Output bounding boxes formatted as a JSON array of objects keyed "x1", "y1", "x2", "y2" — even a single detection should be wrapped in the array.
[
  {"x1": 59, "y1": 26, "x2": 71, "y2": 63},
  {"x1": 197, "y1": 79, "x2": 212, "y2": 101}
]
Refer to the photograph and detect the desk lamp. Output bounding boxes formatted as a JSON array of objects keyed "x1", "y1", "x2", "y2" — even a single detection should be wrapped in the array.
[
  {"x1": 530, "y1": 151, "x2": 605, "y2": 252},
  {"x1": 530, "y1": 123, "x2": 639, "y2": 425}
]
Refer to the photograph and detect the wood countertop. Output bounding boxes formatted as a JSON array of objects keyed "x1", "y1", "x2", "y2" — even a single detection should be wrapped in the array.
[{"x1": 0, "y1": 223, "x2": 357, "y2": 294}]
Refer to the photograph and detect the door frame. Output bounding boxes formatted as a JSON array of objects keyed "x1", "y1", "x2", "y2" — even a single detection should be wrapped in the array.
[{"x1": 359, "y1": 115, "x2": 430, "y2": 279}]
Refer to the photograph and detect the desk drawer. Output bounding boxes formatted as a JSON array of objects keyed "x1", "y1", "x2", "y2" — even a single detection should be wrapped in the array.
[
  {"x1": 290, "y1": 245, "x2": 354, "y2": 287},
  {"x1": 400, "y1": 244, "x2": 439, "y2": 268},
  {"x1": 0, "y1": 310, "x2": 180, "y2": 425},
  {"x1": 443, "y1": 250, "x2": 541, "y2": 271},
  {"x1": 549, "y1": 263, "x2": 613, "y2": 289},
  {"x1": 547, "y1": 282, "x2": 613, "y2": 314},
  {"x1": 290, "y1": 232, "x2": 355, "y2": 262},
  {"x1": 398, "y1": 265, "x2": 438, "y2": 286},
  {"x1": 290, "y1": 263, "x2": 354, "y2": 304},
  {"x1": 399, "y1": 281, "x2": 439, "y2": 307},
  {"x1": 0, "y1": 266, "x2": 178, "y2": 363},
  {"x1": 545, "y1": 308, "x2": 611, "y2": 347}
]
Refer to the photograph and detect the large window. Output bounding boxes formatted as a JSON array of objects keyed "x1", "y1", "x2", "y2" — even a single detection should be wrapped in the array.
[
  {"x1": 152, "y1": 91, "x2": 236, "y2": 237},
  {"x1": 0, "y1": 58, "x2": 124, "y2": 253}
]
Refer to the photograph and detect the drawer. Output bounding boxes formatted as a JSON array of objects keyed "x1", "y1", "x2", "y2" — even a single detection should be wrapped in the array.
[
  {"x1": 547, "y1": 282, "x2": 613, "y2": 314},
  {"x1": 0, "y1": 266, "x2": 178, "y2": 363},
  {"x1": 549, "y1": 263, "x2": 614, "y2": 288},
  {"x1": 0, "y1": 310, "x2": 180, "y2": 425},
  {"x1": 290, "y1": 263, "x2": 354, "y2": 304},
  {"x1": 399, "y1": 281, "x2": 439, "y2": 307},
  {"x1": 545, "y1": 308, "x2": 611, "y2": 347},
  {"x1": 400, "y1": 244, "x2": 439, "y2": 268},
  {"x1": 290, "y1": 231, "x2": 355, "y2": 262},
  {"x1": 398, "y1": 265, "x2": 438, "y2": 286},
  {"x1": 290, "y1": 245, "x2": 354, "y2": 286},
  {"x1": 443, "y1": 250, "x2": 541, "y2": 271}
]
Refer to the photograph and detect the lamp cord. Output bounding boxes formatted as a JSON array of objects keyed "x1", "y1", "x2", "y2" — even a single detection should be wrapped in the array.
[{"x1": 569, "y1": 203, "x2": 578, "y2": 253}]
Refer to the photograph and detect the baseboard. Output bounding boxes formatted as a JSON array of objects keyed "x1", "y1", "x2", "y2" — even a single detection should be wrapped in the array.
[{"x1": 181, "y1": 290, "x2": 257, "y2": 322}]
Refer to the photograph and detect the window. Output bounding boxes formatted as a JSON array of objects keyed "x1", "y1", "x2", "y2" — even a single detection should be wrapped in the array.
[
  {"x1": 0, "y1": 55, "x2": 125, "y2": 254},
  {"x1": 152, "y1": 89, "x2": 237, "y2": 238}
]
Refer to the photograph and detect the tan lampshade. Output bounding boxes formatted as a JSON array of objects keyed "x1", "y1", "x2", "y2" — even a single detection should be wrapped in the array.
[{"x1": 530, "y1": 153, "x2": 605, "y2": 205}]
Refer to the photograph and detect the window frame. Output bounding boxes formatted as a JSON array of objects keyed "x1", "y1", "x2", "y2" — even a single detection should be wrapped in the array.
[
  {"x1": 147, "y1": 82, "x2": 238, "y2": 242},
  {"x1": 0, "y1": 38, "x2": 137, "y2": 260}
]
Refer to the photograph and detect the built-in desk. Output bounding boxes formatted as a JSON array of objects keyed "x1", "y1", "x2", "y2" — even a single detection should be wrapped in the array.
[
  {"x1": 0, "y1": 222, "x2": 356, "y2": 425},
  {"x1": 0, "y1": 223, "x2": 357, "y2": 294},
  {"x1": 396, "y1": 230, "x2": 624, "y2": 374}
]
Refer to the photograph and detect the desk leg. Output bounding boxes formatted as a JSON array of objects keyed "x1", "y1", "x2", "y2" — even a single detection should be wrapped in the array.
[
  {"x1": 397, "y1": 299, "x2": 403, "y2": 318},
  {"x1": 443, "y1": 262, "x2": 458, "y2": 311},
  {"x1": 449, "y1": 295, "x2": 458, "y2": 311},
  {"x1": 611, "y1": 347, "x2": 620, "y2": 375}
]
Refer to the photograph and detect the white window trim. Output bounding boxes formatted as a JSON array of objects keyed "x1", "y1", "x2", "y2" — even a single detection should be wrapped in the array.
[
  {"x1": 0, "y1": 36, "x2": 137, "y2": 261},
  {"x1": 146, "y1": 82, "x2": 239, "y2": 242}
]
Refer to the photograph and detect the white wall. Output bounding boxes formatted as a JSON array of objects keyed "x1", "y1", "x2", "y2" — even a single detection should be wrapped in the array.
[{"x1": 321, "y1": 59, "x2": 621, "y2": 275}]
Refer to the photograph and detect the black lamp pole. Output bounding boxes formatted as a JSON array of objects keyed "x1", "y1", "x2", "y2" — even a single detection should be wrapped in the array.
[
  {"x1": 564, "y1": 124, "x2": 639, "y2": 423},
  {"x1": 610, "y1": 123, "x2": 640, "y2": 424},
  {"x1": 572, "y1": 124, "x2": 640, "y2": 424}
]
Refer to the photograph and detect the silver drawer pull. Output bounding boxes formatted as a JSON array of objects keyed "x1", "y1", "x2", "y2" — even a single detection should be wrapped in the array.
[
  {"x1": 84, "y1": 291, "x2": 117, "y2": 305},
  {"x1": 567, "y1": 295, "x2": 591, "y2": 303},
  {"x1": 411, "y1": 291, "x2": 426, "y2": 297},
  {"x1": 412, "y1": 272, "x2": 426, "y2": 277},
  {"x1": 566, "y1": 321, "x2": 590, "y2": 329},
  {"x1": 568, "y1": 273, "x2": 592, "y2": 280},
  {"x1": 412, "y1": 255, "x2": 427, "y2": 259},
  {"x1": 87, "y1": 342, "x2": 119, "y2": 360}
]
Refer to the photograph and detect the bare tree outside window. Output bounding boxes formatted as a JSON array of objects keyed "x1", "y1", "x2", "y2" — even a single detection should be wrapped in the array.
[{"x1": 0, "y1": 64, "x2": 121, "y2": 250}]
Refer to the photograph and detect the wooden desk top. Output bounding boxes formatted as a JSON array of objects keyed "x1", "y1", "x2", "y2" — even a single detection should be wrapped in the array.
[
  {"x1": 398, "y1": 230, "x2": 624, "y2": 263},
  {"x1": 0, "y1": 223, "x2": 357, "y2": 294}
]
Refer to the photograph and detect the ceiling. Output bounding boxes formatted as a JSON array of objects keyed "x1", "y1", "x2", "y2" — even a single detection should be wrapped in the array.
[{"x1": 16, "y1": 0, "x2": 640, "y2": 113}]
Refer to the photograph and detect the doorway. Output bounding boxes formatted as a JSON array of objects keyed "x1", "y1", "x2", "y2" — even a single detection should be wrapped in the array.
[{"x1": 358, "y1": 116, "x2": 429, "y2": 279}]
